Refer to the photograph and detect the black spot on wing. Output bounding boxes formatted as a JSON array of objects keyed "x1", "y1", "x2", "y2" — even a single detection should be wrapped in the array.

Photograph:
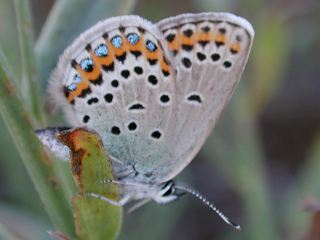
[
  {"x1": 182, "y1": 44, "x2": 193, "y2": 51},
  {"x1": 197, "y1": 52, "x2": 206, "y2": 61},
  {"x1": 78, "y1": 87, "x2": 92, "y2": 98},
  {"x1": 102, "y1": 62, "x2": 114, "y2": 72},
  {"x1": 183, "y1": 29, "x2": 193, "y2": 37},
  {"x1": 89, "y1": 74, "x2": 103, "y2": 85},
  {"x1": 87, "y1": 97, "x2": 99, "y2": 105},
  {"x1": 198, "y1": 40, "x2": 209, "y2": 47},
  {"x1": 116, "y1": 52, "x2": 126, "y2": 63},
  {"x1": 71, "y1": 59, "x2": 77, "y2": 68},
  {"x1": 166, "y1": 34, "x2": 175, "y2": 42},
  {"x1": 182, "y1": 57, "x2": 192, "y2": 68},
  {"x1": 187, "y1": 94, "x2": 202, "y2": 103},
  {"x1": 121, "y1": 69, "x2": 130, "y2": 79},
  {"x1": 201, "y1": 26, "x2": 210, "y2": 32},
  {"x1": 128, "y1": 103, "x2": 145, "y2": 111},
  {"x1": 151, "y1": 130, "x2": 161, "y2": 139},
  {"x1": 83, "y1": 115, "x2": 90, "y2": 123},
  {"x1": 130, "y1": 50, "x2": 142, "y2": 58}
]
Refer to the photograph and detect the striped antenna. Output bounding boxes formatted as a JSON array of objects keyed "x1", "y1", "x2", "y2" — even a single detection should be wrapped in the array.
[{"x1": 174, "y1": 183, "x2": 241, "y2": 230}]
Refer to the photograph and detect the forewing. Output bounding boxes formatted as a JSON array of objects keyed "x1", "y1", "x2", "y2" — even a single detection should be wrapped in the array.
[
  {"x1": 157, "y1": 13, "x2": 254, "y2": 181},
  {"x1": 49, "y1": 16, "x2": 177, "y2": 183}
]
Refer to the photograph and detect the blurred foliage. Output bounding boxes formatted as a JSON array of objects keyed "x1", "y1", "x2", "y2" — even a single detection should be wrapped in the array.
[{"x1": 0, "y1": 0, "x2": 320, "y2": 239}]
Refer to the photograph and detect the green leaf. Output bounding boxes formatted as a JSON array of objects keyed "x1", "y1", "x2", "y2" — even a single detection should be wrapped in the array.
[{"x1": 58, "y1": 128, "x2": 123, "y2": 240}]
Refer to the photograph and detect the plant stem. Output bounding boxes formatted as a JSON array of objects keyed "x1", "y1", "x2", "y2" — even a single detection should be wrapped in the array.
[
  {"x1": 13, "y1": 0, "x2": 42, "y2": 125},
  {"x1": 0, "y1": 64, "x2": 75, "y2": 237}
]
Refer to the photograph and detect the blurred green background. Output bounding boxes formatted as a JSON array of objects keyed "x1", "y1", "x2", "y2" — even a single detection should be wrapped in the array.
[{"x1": 0, "y1": 0, "x2": 320, "y2": 239}]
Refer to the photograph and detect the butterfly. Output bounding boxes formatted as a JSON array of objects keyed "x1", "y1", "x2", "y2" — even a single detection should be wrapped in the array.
[{"x1": 37, "y1": 12, "x2": 254, "y2": 229}]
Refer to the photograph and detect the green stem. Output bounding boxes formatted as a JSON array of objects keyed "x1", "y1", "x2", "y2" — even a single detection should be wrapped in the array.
[
  {"x1": 13, "y1": 0, "x2": 42, "y2": 125},
  {"x1": 0, "y1": 64, "x2": 74, "y2": 237}
]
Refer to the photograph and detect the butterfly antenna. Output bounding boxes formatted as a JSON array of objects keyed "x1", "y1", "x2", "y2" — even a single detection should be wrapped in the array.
[{"x1": 174, "y1": 183, "x2": 241, "y2": 230}]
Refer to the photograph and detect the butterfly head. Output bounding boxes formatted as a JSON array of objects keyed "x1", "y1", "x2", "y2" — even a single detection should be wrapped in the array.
[{"x1": 153, "y1": 180, "x2": 185, "y2": 204}]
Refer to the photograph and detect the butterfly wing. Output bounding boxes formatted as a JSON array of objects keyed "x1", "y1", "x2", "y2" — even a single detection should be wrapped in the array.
[
  {"x1": 49, "y1": 16, "x2": 177, "y2": 183},
  {"x1": 156, "y1": 13, "x2": 254, "y2": 181}
]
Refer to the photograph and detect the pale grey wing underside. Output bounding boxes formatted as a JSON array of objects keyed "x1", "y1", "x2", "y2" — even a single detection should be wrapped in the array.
[
  {"x1": 35, "y1": 127, "x2": 70, "y2": 161},
  {"x1": 156, "y1": 13, "x2": 254, "y2": 181},
  {"x1": 49, "y1": 16, "x2": 177, "y2": 184}
]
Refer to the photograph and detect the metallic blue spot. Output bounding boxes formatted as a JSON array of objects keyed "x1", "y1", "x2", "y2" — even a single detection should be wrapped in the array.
[
  {"x1": 73, "y1": 74, "x2": 82, "y2": 83},
  {"x1": 127, "y1": 33, "x2": 139, "y2": 45},
  {"x1": 80, "y1": 58, "x2": 94, "y2": 72},
  {"x1": 67, "y1": 83, "x2": 77, "y2": 91},
  {"x1": 94, "y1": 44, "x2": 108, "y2": 57},
  {"x1": 111, "y1": 35, "x2": 122, "y2": 48},
  {"x1": 146, "y1": 40, "x2": 157, "y2": 52}
]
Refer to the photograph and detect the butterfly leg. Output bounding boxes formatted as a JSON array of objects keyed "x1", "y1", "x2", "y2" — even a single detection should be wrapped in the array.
[
  {"x1": 114, "y1": 168, "x2": 136, "y2": 179},
  {"x1": 127, "y1": 198, "x2": 152, "y2": 213},
  {"x1": 109, "y1": 155, "x2": 126, "y2": 166},
  {"x1": 84, "y1": 192, "x2": 131, "y2": 207},
  {"x1": 101, "y1": 179, "x2": 147, "y2": 187},
  {"x1": 110, "y1": 155, "x2": 138, "y2": 179}
]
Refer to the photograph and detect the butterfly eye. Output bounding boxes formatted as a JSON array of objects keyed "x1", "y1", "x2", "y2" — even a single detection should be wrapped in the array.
[
  {"x1": 80, "y1": 58, "x2": 94, "y2": 72},
  {"x1": 94, "y1": 43, "x2": 108, "y2": 57}
]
